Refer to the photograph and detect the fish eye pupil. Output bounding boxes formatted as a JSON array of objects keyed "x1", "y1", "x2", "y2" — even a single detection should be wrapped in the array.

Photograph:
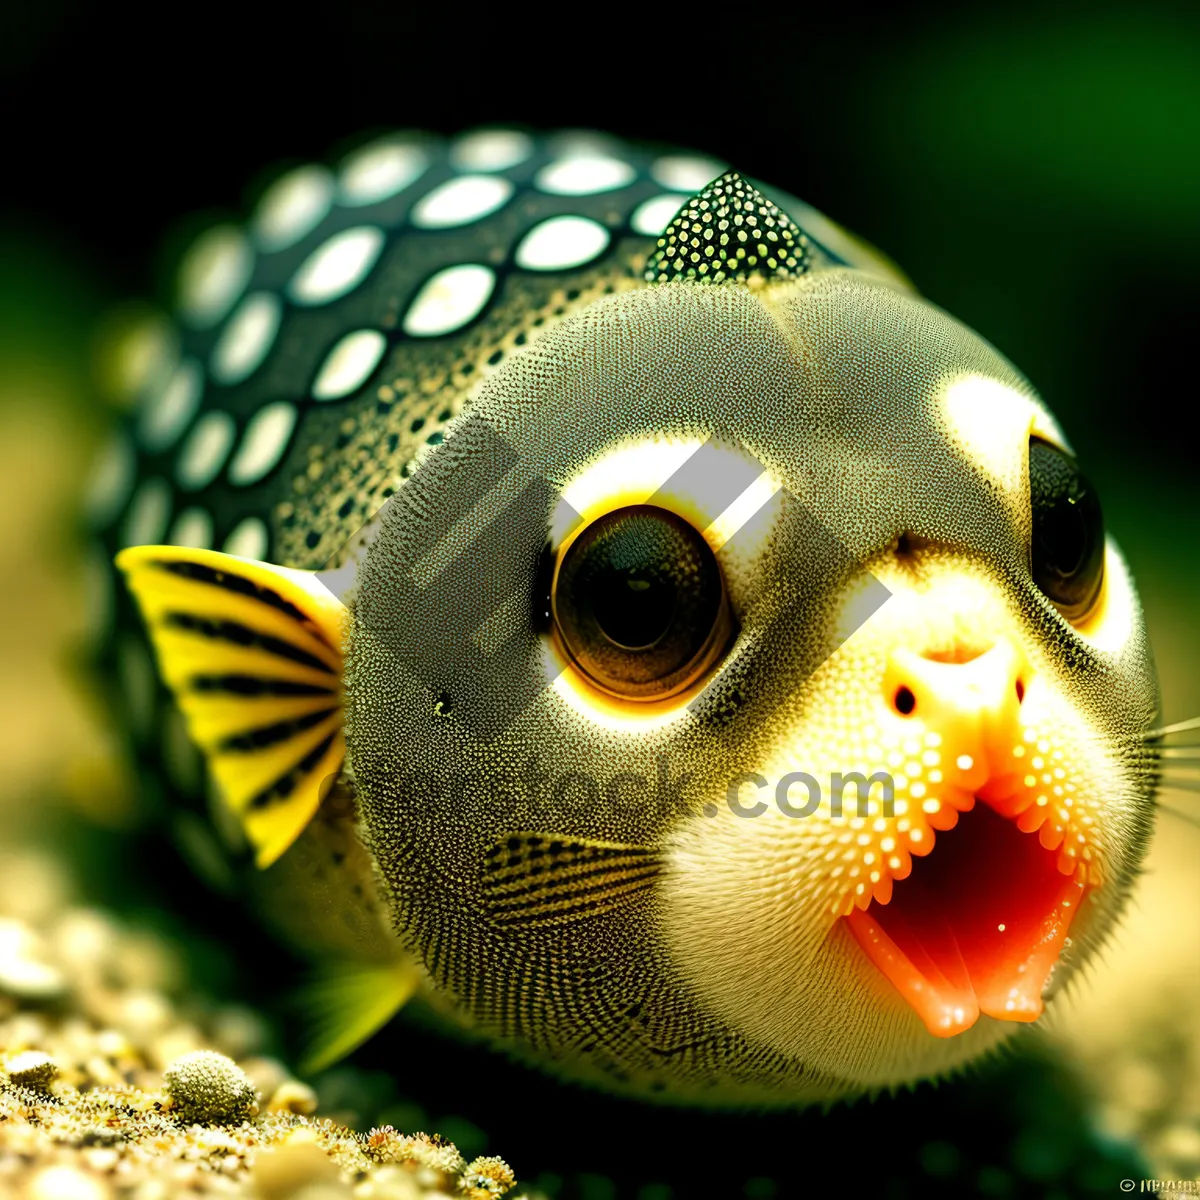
[
  {"x1": 1040, "y1": 497, "x2": 1086, "y2": 575},
  {"x1": 1028, "y1": 438, "x2": 1105, "y2": 622},
  {"x1": 592, "y1": 567, "x2": 677, "y2": 651}
]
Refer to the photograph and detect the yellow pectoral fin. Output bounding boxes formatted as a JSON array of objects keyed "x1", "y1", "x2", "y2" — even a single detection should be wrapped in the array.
[
  {"x1": 296, "y1": 960, "x2": 421, "y2": 1076},
  {"x1": 115, "y1": 545, "x2": 347, "y2": 868}
]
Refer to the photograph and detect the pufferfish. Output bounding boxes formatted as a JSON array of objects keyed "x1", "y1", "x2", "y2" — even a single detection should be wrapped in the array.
[{"x1": 87, "y1": 128, "x2": 1164, "y2": 1106}]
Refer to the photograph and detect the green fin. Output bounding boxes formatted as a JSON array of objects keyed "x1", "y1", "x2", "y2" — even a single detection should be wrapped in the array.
[
  {"x1": 482, "y1": 833, "x2": 660, "y2": 929},
  {"x1": 115, "y1": 545, "x2": 347, "y2": 869},
  {"x1": 643, "y1": 170, "x2": 811, "y2": 285},
  {"x1": 295, "y1": 960, "x2": 421, "y2": 1075}
]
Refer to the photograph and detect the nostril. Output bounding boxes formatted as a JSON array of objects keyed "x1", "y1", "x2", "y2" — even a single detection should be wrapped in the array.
[
  {"x1": 893, "y1": 685, "x2": 917, "y2": 716},
  {"x1": 1015, "y1": 678, "x2": 1025, "y2": 703}
]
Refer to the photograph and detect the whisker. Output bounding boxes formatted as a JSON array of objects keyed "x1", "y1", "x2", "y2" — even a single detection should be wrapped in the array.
[
  {"x1": 1146, "y1": 716, "x2": 1200, "y2": 738},
  {"x1": 1160, "y1": 748, "x2": 1200, "y2": 759},
  {"x1": 1159, "y1": 781, "x2": 1200, "y2": 797},
  {"x1": 1112, "y1": 717, "x2": 1200, "y2": 744}
]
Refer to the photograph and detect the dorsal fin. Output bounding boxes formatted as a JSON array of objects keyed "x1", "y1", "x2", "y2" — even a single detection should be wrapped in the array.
[
  {"x1": 482, "y1": 833, "x2": 660, "y2": 929},
  {"x1": 115, "y1": 545, "x2": 346, "y2": 868},
  {"x1": 643, "y1": 170, "x2": 811, "y2": 285}
]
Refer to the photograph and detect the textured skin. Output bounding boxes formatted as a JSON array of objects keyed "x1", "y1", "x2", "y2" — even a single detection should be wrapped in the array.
[{"x1": 89, "y1": 129, "x2": 1160, "y2": 1107}]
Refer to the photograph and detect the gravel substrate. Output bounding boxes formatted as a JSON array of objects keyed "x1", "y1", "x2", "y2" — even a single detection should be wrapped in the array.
[{"x1": 0, "y1": 848, "x2": 524, "y2": 1200}]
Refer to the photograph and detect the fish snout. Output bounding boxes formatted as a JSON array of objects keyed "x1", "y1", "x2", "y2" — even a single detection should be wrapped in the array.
[{"x1": 882, "y1": 641, "x2": 1029, "y2": 792}]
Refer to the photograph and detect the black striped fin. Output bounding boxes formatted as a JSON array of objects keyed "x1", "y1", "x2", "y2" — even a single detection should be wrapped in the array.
[
  {"x1": 482, "y1": 833, "x2": 660, "y2": 929},
  {"x1": 115, "y1": 544, "x2": 347, "y2": 868}
]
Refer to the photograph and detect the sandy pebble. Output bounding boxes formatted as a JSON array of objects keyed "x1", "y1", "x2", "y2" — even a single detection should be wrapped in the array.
[
  {"x1": 0, "y1": 918, "x2": 67, "y2": 1000},
  {"x1": 4, "y1": 1049, "x2": 58, "y2": 1088},
  {"x1": 95, "y1": 1029, "x2": 134, "y2": 1059},
  {"x1": 83, "y1": 1054, "x2": 124, "y2": 1088},
  {"x1": 241, "y1": 1056, "x2": 291, "y2": 1103},
  {"x1": 148, "y1": 1022, "x2": 207, "y2": 1068},
  {"x1": 267, "y1": 1080, "x2": 319, "y2": 1116},
  {"x1": 50, "y1": 909, "x2": 118, "y2": 973},
  {"x1": 111, "y1": 930, "x2": 181, "y2": 993},
  {"x1": 26, "y1": 1165, "x2": 112, "y2": 1200},
  {"x1": 252, "y1": 1140, "x2": 344, "y2": 1200},
  {"x1": 114, "y1": 990, "x2": 174, "y2": 1040},
  {"x1": 0, "y1": 852, "x2": 71, "y2": 926},
  {"x1": 80, "y1": 1146, "x2": 121, "y2": 1173},
  {"x1": 163, "y1": 1050, "x2": 257, "y2": 1125},
  {"x1": 354, "y1": 1167, "x2": 424, "y2": 1200},
  {"x1": 4, "y1": 1010, "x2": 50, "y2": 1046},
  {"x1": 209, "y1": 1005, "x2": 269, "y2": 1058}
]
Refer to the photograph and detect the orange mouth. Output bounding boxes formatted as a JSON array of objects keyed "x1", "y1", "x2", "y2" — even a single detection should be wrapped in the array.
[{"x1": 846, "y1": 797, "x2": 1089, "y2": 1037}]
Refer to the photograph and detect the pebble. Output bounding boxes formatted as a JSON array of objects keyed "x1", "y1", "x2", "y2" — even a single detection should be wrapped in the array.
[
  {"x1": 354, "y1": 1167, "x2": 424, "y2": 1200},
  {"x1": 115, "y1": 989, "x2": 174, "y2": 1039},
  {"x1": 25, "y1": 1165, "x2": 112, "y2": 1200},
  {"x1": 209, "y1": 1004, "x2": 269, "y2": 1058},
  {"x1": 241, "y1": 1056, "x2": 292, "y2": 1102},
  {"x1": 267, "y1": 1080, "x2": 319, "y2": 1115},
  {"x1": 163, "y1": 1050, "x2": 257, "y2": 1125},
  {"x1": 0, "y1": 851, "x2": 71, "y2": 926},
  {"x1": 5, "y1": 1049, "x2": 59, "y2": 1089},
  {"x1": 0, "y1": 918, "x2": 67, "y2": 1000},
  {"x1": 251, "y1": 1137, "x2": 344, "y2": 1200},
  {"x1": 50, "y1": 909, "x2": 118, "y2": 974}
]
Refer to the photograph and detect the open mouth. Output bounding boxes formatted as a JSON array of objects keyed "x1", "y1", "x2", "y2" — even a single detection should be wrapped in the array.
[{"x1": 846, "y1": 796, "x2": 1089, "y2": 1037}]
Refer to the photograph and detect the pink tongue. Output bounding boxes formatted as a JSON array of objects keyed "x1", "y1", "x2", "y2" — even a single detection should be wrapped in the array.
[{"x1": 850, "y1": 803, "x2": 1089, "y2": 1036}]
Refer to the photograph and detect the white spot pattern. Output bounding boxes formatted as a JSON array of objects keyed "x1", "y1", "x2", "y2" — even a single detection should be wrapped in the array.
[
  {"x1": 650, "y1": 154, "x2": 726, "y2": 192},
  {"x1": 170, "y1": 506, "x2": 213, "y2": 549},
  {"x1": 451, "y1": 130, "x2": 533, "y2": 172},
  {"x1": 85, "y1": 433, "x2": 134, "y2": 524},
  {"x1": 535, "y1": 155, "x2": 635, "y2": 195},
  {"x1": 228, "y1": 401, "x2": 297, "y2": 485},
  {"x1": 177, "y1": 225, "x2": 254, "y2": 329},
  {"x1": 338, "y1": 136, "x2": 429, "y2": 206},
  {"x1": 222, "y1": 516, "x2": 268, "y2": 561},
  {"x1": 312, "y1": 329, "x2": 388, "y2": 401},
  {"x1": 515, "y1": 216, "x2": 610, "y2": 271},
  {"x1": 176, "y1": 411, "x2": 236, "y2": 491},
  {"x1": 410, "y1": 175, "x2": 513, "y2": 229},
  {"x1": 288, "y1": 227, "x2": 385, "y2": 305},
  {"x1": 252, "y1": 165, "x2": 335, "y2": 251},
  {"x1": 402, "y1": 264, "x2": 495, "y2": 337},
  {"x1": 122, "y1": 477, "x2": 172, "y2": 546},
  {"x1": 138, "y1": 358, "x2": 203, "y2": 452},
  {"x1": 631, "y1": 194, "x2": 690, "y2": 237},
  {"x1": 210, "y1": 293, "x2": 282, "y2": 386}
]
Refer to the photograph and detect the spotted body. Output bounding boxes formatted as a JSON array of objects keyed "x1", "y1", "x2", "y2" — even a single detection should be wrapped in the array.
[{"x1": 91, "y1": 129, "x2": 1162, "y2": 1106}]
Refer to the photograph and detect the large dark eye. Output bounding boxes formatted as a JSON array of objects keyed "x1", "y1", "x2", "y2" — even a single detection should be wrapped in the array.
[
  {"x1": 551, "y1": 505, "x2": 733, "y2": 700},
  {"x1": 1028, "y1": 437, "x2": 1105, "y2": 622}
]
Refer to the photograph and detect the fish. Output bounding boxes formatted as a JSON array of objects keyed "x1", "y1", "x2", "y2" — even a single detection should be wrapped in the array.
[{"x1": 85, "y1": 127, "x2": 1179, "y2": 1104}]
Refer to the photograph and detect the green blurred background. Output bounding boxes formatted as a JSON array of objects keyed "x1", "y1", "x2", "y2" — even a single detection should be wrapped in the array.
[{"x1": 1, "y1": 3, "x2": 1198, "y2": 1197}]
